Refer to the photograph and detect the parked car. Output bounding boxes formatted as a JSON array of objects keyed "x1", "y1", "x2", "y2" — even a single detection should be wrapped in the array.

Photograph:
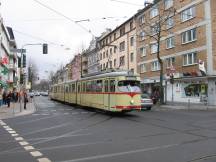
[
  {"x1": 34, "y1": 92, "x2": 40, "y2": 96},
  {"x1": 41, "y1": 91, "x2": 48, "y2": 96},
  {"x1": 141, "y1": 93, "x2": 153, "y2": 110}
]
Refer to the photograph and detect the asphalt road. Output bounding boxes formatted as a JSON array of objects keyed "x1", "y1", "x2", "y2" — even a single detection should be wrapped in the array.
[{"x1": 1, "y1": 96, "x2": 216, "y2": 162}]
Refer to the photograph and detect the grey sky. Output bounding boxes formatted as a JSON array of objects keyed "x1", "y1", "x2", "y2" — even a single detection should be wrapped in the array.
[{"x1": 1, "y1": 0, "x2": 147, "y2": 79}]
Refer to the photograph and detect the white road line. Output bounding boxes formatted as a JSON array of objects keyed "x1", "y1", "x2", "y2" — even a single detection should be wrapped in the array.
[
  {"x1": 24, "y1": 146, "x2": 35, "y2": 151},
  {"x1": 11, "y1": 133, "x2": 19, "y2": 137},
  {"x1": 59, "y1": 144, "x2": 179, "y2": 162},
  {"x1": 19, "y1": 141, "x2": 29, "y2": 146},
  {"x1": 8, "y1": 130, "x2": 16, "y2": 134},
  {"x1": 37, "y1": 158, "x2": 52, "y2": 162},
  {"x1": 64, "y1": 113, "x2": 69, "y2": 115},
  {"x1": 15, "y1": 137, "x2": 24, "y2": 141},
  {"x1": 3, "y1": 126, "x2": 10, "y2": 128},
  {"x1": 30, "y1": 151, "x2": 43, "y2": 157},
  {"x1": 0, "y1": 123, "x2": 6, "y2": 126},
  {"x1": 5, "y1": 128, "x2": 13, "y2": 131}
]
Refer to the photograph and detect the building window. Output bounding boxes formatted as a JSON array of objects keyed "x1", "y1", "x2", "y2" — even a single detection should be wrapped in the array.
[
  {"x1": 183, "y1": 52, "x2": 197, "y2": 66},
  {"x1": 166, "y1": 57, "x2": 175, "y2": 68},
  {"x1": 151, "y1": 24, "x2": 159, "y2": 35},
  {"x1": 182, "y1": 28, "x2": 196, "y2": 44},
  {"x1": 130, "y1": 52, "x2": 134, "y2": 62},
  {"x1": 164, "y1": 0, "x2": 173, "y2": 9},
  {"x1": 140, "y1": 31, "x2": 145, "y2": 40},
  {"x1": 166, "y1": 16, "x2": 174, "y2": 29},
  {"x1": 139, "y1": 15, "x2": 145, "y2": 25},
  {"x1": 151, "y1": 43, "x2": 158, "y2": 54},
  {"x1": 119, "y1": 41, "x2": 125, "y2": 52},
  {"x1": 114, "y1": 59, "x2": 116, "y2": 67},
  {"x1": 114, "y1": 33, "x2": 116, "y2": 40},
  {"x1": 130, "y1": 21, "x2": 133, "y2": 30},
  {"x1": 140, "y1": 63, "x2": 147, "y2": 73},
  {"x1": 103, "y1": 52, "x2": 105, "y2": 59},
  {"x1": 103, "y1": 63, "x2": 105, "y2": 70},
  {"x1": 151, "y1": 61, "x2": 160, "y2": 71},
  {"x1": 100, "y1": 53, "x2": 102, "y2": 60},
  {"x1": 114, "y1": 46, "x2": 117, "y2": 53},
  {"x1": 120, "y1": 27, "x2": 125, "y2": 36},
  {"x1": 109, "y1": 36, "x2": 112, "y2": 42},
  {"x1": 106, "y1": 50, "x2": 108, "y2": 58},
  {"x1": 110, "y1": 48, "x2": 113, "y2": 55},
  {"x1": 181, "y1": 7, "x2": 195, "y2": 22},
  {"x1": 130, "y1": 37, "x2": 134, "y2": 46},
  {"x1": 150, "y1": 6, "x2": 158, "y2": 18},
  {"x1": 140, "y1": 47, "x2": 146, "y2": 57},
  {"x1": 166, "y1": 36, "x2": 175, "y2": 49},
  {"x1": 119, "y1": 56, "x2": 125, "y2": 66},
  {"x1": 109, "y1": 61, "x2": 112, "y2": 68}
]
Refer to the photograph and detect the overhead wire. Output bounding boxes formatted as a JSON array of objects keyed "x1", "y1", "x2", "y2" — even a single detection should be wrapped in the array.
[
  {"x1": 110, "y1": 0, "x2": 143, "y2": 6},
  {"x1": 32, "y1": 0, "x2": 94, "y2": 36}
]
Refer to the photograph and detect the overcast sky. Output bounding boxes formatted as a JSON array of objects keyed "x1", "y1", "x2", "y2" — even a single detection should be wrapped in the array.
[{"x1": 0, "y1": 0, "x2": 148, "y2": 80}]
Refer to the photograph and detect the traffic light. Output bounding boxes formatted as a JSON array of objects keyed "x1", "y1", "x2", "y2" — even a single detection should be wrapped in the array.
[
  {"x1": 18, "y1": 57, "x2": 21, "y2": 67},
  {"x1": 43, "y1": 43, "x2": 48, "y2": 54},
  {"x1": 23, "y1": 54, "x2": 26, "y2": 68}
]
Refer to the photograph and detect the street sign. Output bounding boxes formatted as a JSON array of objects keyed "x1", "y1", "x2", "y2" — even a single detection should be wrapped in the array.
[{"x1": 11, "y1": 49, "x2": 26, "y2": 53}]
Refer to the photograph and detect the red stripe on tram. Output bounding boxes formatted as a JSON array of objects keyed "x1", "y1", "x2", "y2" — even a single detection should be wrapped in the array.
[
  {"x1": 80, "y1": 92, "x2": 140, "y2": 97},
  {"x1": 114, "y1": 105, "x2": 141, "y2": 109}
]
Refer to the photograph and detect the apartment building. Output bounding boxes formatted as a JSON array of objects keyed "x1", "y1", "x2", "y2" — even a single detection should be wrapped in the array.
[
  {"x1": 136, "y1": 0, "x2": 216, "y2": 105},
  {"x1": 98, "y1": 17, "x2": 137, "y2": 74}
]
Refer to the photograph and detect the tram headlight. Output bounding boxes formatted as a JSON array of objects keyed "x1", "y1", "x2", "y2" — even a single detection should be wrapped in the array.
[{"x1": 130, "y1": 100, "x2": 134, "y2": 105}]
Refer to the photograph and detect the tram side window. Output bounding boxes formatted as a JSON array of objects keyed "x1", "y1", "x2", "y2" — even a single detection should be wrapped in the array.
[
  {"x1": 110, "y1": 80, "x2": 116, "y2": 92},
  {"x1": 65, "y1": 86, "x2": 69, "y2": 93},
  {"x1": 78, "y1": 84, "x2": 81, "y2": 93},
  {"x1": 96, "y1": 80, "x2": 103, "y2": 92},
  {"x1": 105, "y1": 80, "x2": 109, "y2": 92},
  {"x1": 72, "y1": 84, "x2": 75, "y2": 92},
  {"x1": 82, "y1": 82, "x2": 86, "y2": 92}
]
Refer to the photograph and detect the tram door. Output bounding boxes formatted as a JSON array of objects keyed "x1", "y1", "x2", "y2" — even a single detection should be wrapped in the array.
[
  {"x1": 77, "y1": 83, "x2": 81, "y2": 105},
  {"x1": 103, "y1": 80, "x2": 110, "y2": 110}
]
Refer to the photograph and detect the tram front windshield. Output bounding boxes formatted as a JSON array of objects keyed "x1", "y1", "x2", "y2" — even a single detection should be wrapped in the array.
[{"x1": 118, "y1": 80, "x2": 141, "y2": 92}]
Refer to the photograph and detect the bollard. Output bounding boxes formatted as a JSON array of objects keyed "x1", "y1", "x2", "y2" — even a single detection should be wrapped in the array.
[{"x1": 188, "y1": 99, "x2": 190, "y2": 110}]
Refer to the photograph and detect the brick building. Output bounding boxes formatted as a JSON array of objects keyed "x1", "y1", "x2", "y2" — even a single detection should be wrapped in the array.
[{"x1": 136, "y1": 0, "x2": 216, "y2": 105}]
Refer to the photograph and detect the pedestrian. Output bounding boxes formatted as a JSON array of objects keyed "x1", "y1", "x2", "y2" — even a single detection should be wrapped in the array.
[
  {"x1": 0, "y1": 88, "x2": 3, "y2": 107},
  {"x1": 23, "y1": 90, "x2": 28, "y2": 110},
  {"x1": 6, "y1": 91, "x2": 12, "y2": 108},
  {"x1": 3, "y1": 90, "x2": 7, "y2": 105}
]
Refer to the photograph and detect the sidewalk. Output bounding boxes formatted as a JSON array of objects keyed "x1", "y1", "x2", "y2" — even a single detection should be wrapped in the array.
[
  {"x1": 0, "y1": 101, "x2": 36, "y2": 119},
  {"x1": 154, "y1": 102, "x2": 216, "y2": 110}
]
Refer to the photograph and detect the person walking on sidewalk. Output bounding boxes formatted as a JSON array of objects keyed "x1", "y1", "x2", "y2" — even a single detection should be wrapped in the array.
[
  {"x1": 23, "y1": 90, "x2": 28, "y2": 110},
  {"x1": 6, "y1": 91, "x2": 12, "y2": 108},
  {"x1": 3, "y1": 90, "x2": 7, "y2": 105},
  {"x1": 0, "y1": 88, "x2": 3, "y2": 107}
]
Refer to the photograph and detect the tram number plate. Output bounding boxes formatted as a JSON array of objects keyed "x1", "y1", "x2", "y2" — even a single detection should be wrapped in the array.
[{"x1": 126, "y1": 77, "x2": 136, "y2": 80}]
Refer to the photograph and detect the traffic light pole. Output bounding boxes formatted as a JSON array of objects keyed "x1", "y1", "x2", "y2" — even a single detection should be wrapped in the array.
[{"x1": 19, "y1": 43, "x2": 46, "y2": 112}]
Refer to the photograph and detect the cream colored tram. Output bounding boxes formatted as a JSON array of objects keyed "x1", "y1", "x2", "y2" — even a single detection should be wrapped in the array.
[{"x1": 50, "y1": 71, "x2": 141, "y2": 112}]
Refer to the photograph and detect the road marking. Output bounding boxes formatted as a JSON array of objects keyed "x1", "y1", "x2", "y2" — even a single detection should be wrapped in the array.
[
  {"x1": 11, "y1": 133, "x2": 19, "y2": 137},
  {"x1": 64, "y1": 113, "x2": 69, "y2": 115},
  {"x1": 37, "y1": 158, "x2": 52, "y2": 162},
  {"x1": 3, "y1": 126, "x2": 10, "y2": 128},
  {"x1": 19, "y1": 141, "x2": 29, "y2": 146},
  {"x1": 15, "y1": 137, "x2": 24, "y2": 141},
  {"x1": 5, "y1": 128, "x2": 13, "y2": 131},
  {"x1": 32, "y1": 114, "x2": 41, "y2": 116},
  {"x1": 24, "y1": 146, "x2": 35, "y2": 151},
  {"x1": 8, "y1": 130, "x2": 16, "y2": 134},
  {"x1": 59, "y1": 144, "x2": 179, "y2": 162},
  {"x1": 71, "y1": 113, "x2": 78, "y2": 115},
  {"x1": 81, "y1": 112, "x2": 89, "y2": 114},
  {"x1": 30, "y1": 151, "x2": 43, "y2": 157}
]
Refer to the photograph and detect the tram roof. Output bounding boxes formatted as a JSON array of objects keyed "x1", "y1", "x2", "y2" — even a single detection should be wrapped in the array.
[{"x1": 80, "y1": 71, "x2": 139, "y2": 81}]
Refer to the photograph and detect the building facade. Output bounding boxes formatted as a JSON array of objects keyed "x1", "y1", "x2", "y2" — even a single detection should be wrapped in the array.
[
  {"x1": 98, "y1": 19, "x2": 137, "y2": 74},
  {"x1": 136, "y1": 0, "x2": 216, "y2": 105}
]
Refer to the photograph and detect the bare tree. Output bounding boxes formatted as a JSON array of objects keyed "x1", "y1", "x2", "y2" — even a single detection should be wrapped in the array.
[
  {"x1": 28, "y1": 59, "x2": 39, "y2": 90},
  {"x1": 140, "y1": 2, "x2": 176, "y2": 104}
]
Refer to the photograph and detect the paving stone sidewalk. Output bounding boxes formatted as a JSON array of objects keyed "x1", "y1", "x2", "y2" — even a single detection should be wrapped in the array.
[
  {"x1": 0, "y1": 100, "x2": 36, "y2": 119},
  {"x1": 154, "y1": 102, "x2": 216, "y2": 110}
]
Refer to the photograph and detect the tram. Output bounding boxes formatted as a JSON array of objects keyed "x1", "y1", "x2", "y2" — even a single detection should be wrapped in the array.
[{"x1": 49, "y1": 71, "x2": 141, "y2": 113}]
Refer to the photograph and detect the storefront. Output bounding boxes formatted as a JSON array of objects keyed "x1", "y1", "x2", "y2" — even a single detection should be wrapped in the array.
[{"x1": 166, "y1": 76, "x2": 208, "y2": 104}]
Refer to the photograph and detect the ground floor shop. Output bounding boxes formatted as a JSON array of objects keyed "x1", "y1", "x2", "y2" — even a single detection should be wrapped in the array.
[{"x1": 141, "y1": 76, "x2": 216, "y2": 106}]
